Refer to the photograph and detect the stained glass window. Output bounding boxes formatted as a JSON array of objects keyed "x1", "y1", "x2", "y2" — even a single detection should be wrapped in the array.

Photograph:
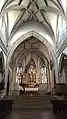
[
  {"x1": 16, "y1": 64, "x2": 22, "y2": 84},
  {"x1": 41, "y1": 64, "x2": 47, "y2": 83}
]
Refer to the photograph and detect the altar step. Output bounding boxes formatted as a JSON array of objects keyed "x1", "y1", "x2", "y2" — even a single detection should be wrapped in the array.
[{"x1": 12, "y1": 95, "x2": 52, "y2": 109}]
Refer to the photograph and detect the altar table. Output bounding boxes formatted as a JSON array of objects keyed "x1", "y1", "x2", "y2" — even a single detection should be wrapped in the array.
[{"x1": 25, "y1": 88, "x2": 39, "y2": 95}]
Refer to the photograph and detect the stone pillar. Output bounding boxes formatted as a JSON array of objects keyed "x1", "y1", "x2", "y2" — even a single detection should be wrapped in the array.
[
  {"x1": 0, "y1": 72, "x2": 5, "y2": 98},
  {"x1": 54, "y1": 58, "x2": 59, "y2": 83},
  {"x1": 36, "y1": 58, "x2": 41, "y2": 83},
  {"x1": 8, "y1": 67, "x2": 13, "y2": 95},
  {"x1": 49, "y1": 67, "x2": 54, "y2": 90},
  {"x1": 62, "y1": 68, "x2": 66, "y2": 83},
  {"x1": 52, "y1": 69, "x2": 55, "y2": 88},
  {"x1": 2, "y1": 65, "x2": 9, "y2": 98},
  {"x1": 12, "y1": 63, "x2": 20, "y2": 95},
  {"x1": 11, "y1": 66, "x2": 17, "y2": 95},
  {"x1": 47, "y1": 64, "x2": 51, "y2": 92}
]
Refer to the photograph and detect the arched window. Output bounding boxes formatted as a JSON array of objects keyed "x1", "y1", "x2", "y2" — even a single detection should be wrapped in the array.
[
  {"x1": 28, "y1": 64, "x2": 36, "y2": 74},
  {"x1": 41, "y1": 64, "x2": 47, "y2": 83},
  {"x1": 59, "y1": 54, "x2": 67, "y2": 83},
  {"x1": 16, "y1": 64, "x2": 22, "y2": 84}
]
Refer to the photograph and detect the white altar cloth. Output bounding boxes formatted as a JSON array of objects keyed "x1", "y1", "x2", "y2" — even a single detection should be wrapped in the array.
[{"x1": 25, "y1": 88, "x2": 38, "y2": 91}]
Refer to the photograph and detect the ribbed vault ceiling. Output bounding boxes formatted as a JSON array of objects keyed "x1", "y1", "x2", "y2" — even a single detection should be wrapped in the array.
[{"x1": 0, "y1": 0, "x2": 66, "y2": 47}]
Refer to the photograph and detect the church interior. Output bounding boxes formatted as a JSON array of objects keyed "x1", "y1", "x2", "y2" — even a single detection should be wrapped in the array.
[{"x1": 0, "y1": 0, "x2": 67, "y2": 119}]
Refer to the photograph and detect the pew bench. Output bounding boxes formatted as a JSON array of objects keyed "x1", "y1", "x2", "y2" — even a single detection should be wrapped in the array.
[
  {"x1": 51, "y1": 98, "x2": 67, "y2": 115},
  {"x1": 0, "y1": 99, "x2": 14, "y2": 117},
  {"x1": 55, "y1": 84, "x2": 67, "y2": 96}
]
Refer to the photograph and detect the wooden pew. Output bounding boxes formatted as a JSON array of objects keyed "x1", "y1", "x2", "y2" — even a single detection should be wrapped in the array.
[
  {"x1": 55, "y1": 83, "x2": 67, "y2": 95},
  {"x1": 51, "y1": 83, "x2": 67, "y2": 116},
  {"x1": 0, "y1": 99, "x2": 14, "y2": 117},
  {"x1": 51, "y1": 98, "x2": 67, "y2": 115}
]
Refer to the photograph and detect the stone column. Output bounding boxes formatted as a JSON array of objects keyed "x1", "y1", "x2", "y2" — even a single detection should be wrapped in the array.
[
  {"x1": 62, "y1": 68, "x2": 66, "y2": 83},
  {"x1": 51, "y1": 69, "x2": 54, "y2": 89},
  {"x1": 47, "y1": 64, "x2": 51, "y2": 92},
  {"x1": 8, "y1": 67, "x2": 13, "y2": 95},
  {"x1": 0, "y1": 72, "x2": 5, "y2": 98},
  {"x1": 11, "y1": 66, "x2": 17, "y2": 95},
  {"x1": 36, "y1": 58, "x2": 41, "y2": 83},
  {"x1": 49, "y1": 67, "x2": 53, "y2": 90},
  {"x1": 2, "y1": 64, "x2": 9, "y2": 98}
]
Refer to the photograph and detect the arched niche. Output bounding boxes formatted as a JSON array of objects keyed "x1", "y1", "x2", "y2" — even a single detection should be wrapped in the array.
[
  {"x1": 59, "y1": 53, "x2": 67, "y2": 83},
  {"x1": 16, "y1": 63, "x2": 23, "y2": 84}
]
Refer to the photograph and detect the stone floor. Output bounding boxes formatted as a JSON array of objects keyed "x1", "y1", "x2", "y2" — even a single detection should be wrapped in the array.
[{"x1": 4, "y1": 109, "x2": 63, "y2": 119}]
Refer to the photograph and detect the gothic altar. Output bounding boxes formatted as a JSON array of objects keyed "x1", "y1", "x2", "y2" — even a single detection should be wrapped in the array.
[{"x1": 22, "y1": 64, "x2": 39, "y2": 88}]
